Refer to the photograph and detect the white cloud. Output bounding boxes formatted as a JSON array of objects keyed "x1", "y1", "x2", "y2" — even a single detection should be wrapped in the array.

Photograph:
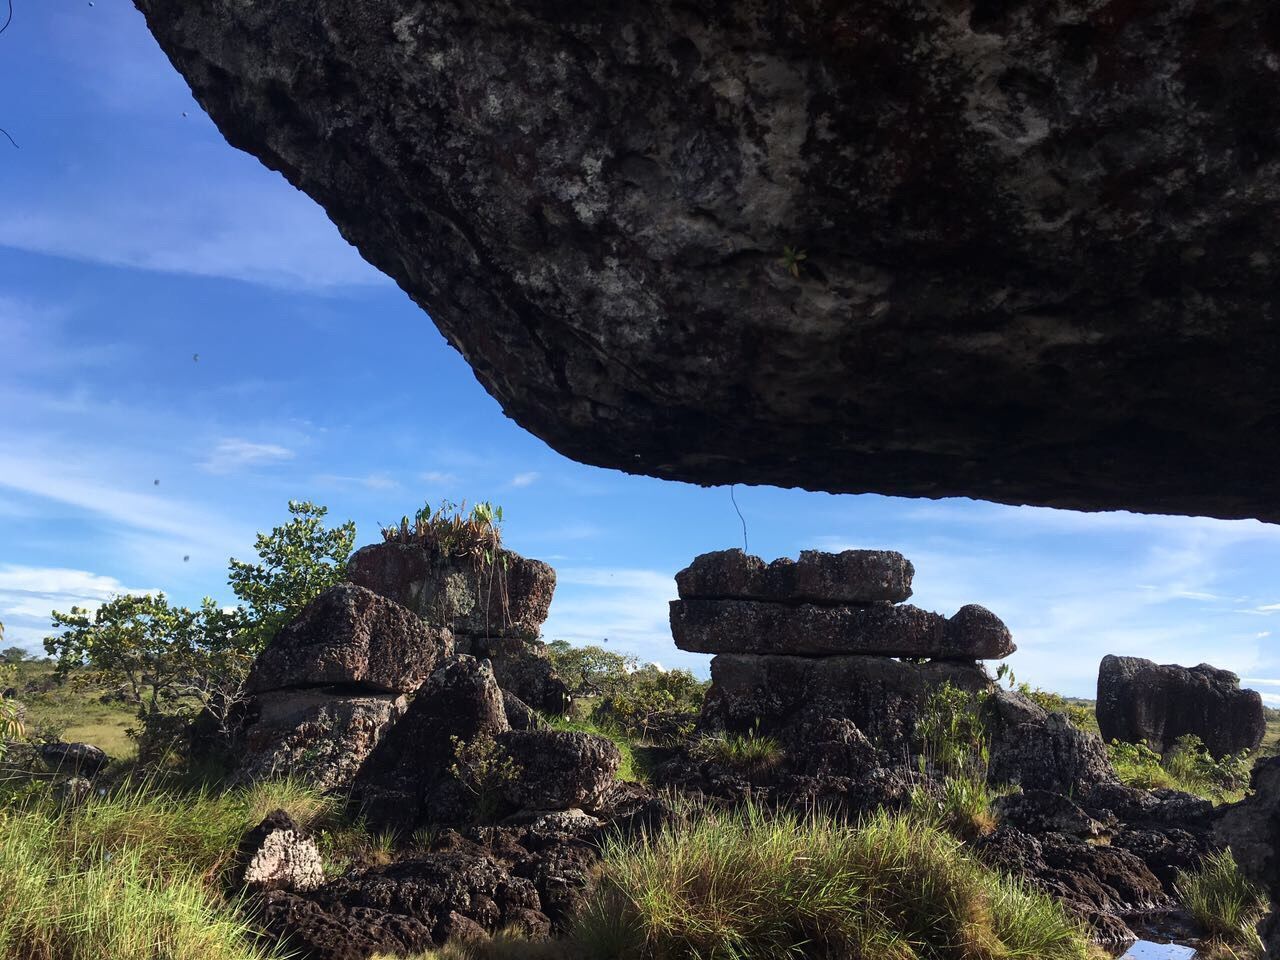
[
  {"x1": 0, "y1": 565, "x2": 158, "y2": 652},
  {"x1": 202, "y1": 439, "x2": 295, "y2": 474},
  {"x1": 1243, "y1": 678, "x2": 1280, "y2": 686},
  {"x1": 510, "y1": 471, "x2": 541, "y2": 488},
  {"x1": 420, "y1": 471, "x2": 461, "y2": 486},
  {"x1": 316, "y1": 472, "x2": 399, "y2": 491}
]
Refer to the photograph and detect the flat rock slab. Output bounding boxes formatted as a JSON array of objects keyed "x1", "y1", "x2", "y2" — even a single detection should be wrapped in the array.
[
  {"x1": 670, "y1": 598, "x2": 1014, "y2": 659},
  {"x1": 1096, "y1": 655, "x2": 1265, "y2": 759},
  {"x1": 676, "y1": 548, "x2": 913, "y2": 605},
  {"x1": 348, "y1": 542, "x2": 555, "y2": 641},
  {"x1": 247, "y1": 584, "x2": 453, "y2": 695}
]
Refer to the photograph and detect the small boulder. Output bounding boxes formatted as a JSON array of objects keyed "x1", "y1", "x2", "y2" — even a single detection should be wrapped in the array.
[
  {"x1": 233, "y1": 810, "x2": 325, "y2": 893},
  {"x1": 1096, "y1": 655, "x2": 1265, "y2": 758},
  {"x1": 498, "y1": 730, "x2": 621, "y2": 811},
  {"x1": 247, "y1": 584, "x2": 452, "y2": 695},
  {"x1": 40, "y1": 741, "x2": 110, "y2": 777},
  {"x1": 489, "y1": 646, "x2": 570, "y2": 715},
  {"x1": 986, "y1": 687, "x2": 1116, "y2": 798}
]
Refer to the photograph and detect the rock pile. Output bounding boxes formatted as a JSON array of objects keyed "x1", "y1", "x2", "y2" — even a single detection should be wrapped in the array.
[
  {"x1": 674, "y1": 549, "x2": 1013, "y2": 749},
  {"x1": 234, "y1": 584, "x2": 453, "y2": 790},
  {"x1": 348, "y1": 542, "x2": 568, "y2": 713},
  {"x1": 1096, "y1": 655, "x2": 1265, "y2": 758}
]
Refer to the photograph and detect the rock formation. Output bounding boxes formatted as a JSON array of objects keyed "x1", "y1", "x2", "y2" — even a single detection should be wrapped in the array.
[
  {"x1": 679, "y1": 549, "x2": 1011, "y2": 750},
  {"x1": 1217, "y1": 757, "x2": 1280, "y2": 955},
  {"x1": 1096, "y1": 655, "x2": 1266, "y2": 758},
  {"x1": 233, "y1": 810, "x2": 326, "y2": 894},
  {"x1": 234, "y1": 584, "x2": 453, "y2": 790},
  {"x1": 348, "y1": 542, "x2": 568, "y2": 713},
  {"x1": 134, "y1": 0, "x2": 1280, "y2": 522}
]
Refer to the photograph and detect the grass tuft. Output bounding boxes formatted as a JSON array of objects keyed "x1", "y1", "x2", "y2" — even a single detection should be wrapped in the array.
[
  {"x1": 1175, "y1": 849, "x2": 1268, "y2": 957},
  {"x1": 690, "y1": 730, "x2": 784, "y2": 775}
]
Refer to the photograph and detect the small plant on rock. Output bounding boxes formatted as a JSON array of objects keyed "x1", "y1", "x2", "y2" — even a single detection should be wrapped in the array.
[
  {"x1": 917, "y1": 681, "x2": 990, "y2": 778},
  {"x1": 449, "y1": 733, "x2": 520, "y2": 821},
  {"x1": 692, "y1": 726, "x2": 783, "y2": 776}
]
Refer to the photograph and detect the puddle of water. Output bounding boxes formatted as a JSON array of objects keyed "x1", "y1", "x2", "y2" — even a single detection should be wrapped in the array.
[{"x1": 1116, "y1": 942, "x2": 1198, "y2": 960}]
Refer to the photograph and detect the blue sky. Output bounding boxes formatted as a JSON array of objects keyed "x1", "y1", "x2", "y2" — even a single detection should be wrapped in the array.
[{"x1": 1, "y1": 2, "x2": 1278, "y2": 702}]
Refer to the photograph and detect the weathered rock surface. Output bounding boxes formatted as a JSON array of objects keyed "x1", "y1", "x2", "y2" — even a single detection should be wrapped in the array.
[
  {"x1": 1217, "y1": 757, "x2": 1280, "y2": 955},
  {"x1": 353, "y1": 656, "x2": 510, "y2": 832},
  {"x1": 1096, "y1": 655, "x2": 1265, "y2": 758},
  {"x1": 672, "y1": 598, "x2": 1014, "y2": 658},
  {"x1": 247, "y1": 584, "x2": 452, "y2": 695},
  {"x1": 134, "y1": 0, "x2": 1280, "y2": 522},
  {"x1": 986, "y1": 687, "x2": 1116, "y2": 798},
  {"x1": 235, "y1": 690, "x2": 408, "y2": 791},
  {"x1": 486, "y1": 643, "x2": 571, "y2": 716},
  {"x1": 701, "y1": 654, "x2": 991, "y2": 750},
  {"x1": 233, "y1": 810, "x2": 326, "y2": 894},
  {"x1": 497, "y1": 730, "x2": 621, "y2": 810},
  {"x1": 347, "y1": 543, "x2": 554, "y2": 643},
  {"x1": 676, "y1": 549, "x2": 913, "y2": 605}
]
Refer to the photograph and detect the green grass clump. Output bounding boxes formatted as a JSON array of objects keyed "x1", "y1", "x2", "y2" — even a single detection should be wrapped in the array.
[
  {"x1": 691, "y1": 730, "x2": 784, "y2": 775},
  {"x1": 571, "y1": 800, "x2": 1101, "y2": 960},
  {"x1": 1175, "y1": 850, "x2": 1268, "y2": 957},
  {"x1": 909, "y1": 773, "x2": 1000, "y2": 842},
  {"x1": 0, "y1": 777, "x2": 333, "y2": 960}
]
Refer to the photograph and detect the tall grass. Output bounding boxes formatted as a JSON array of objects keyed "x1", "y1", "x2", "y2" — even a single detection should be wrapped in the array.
[
  {"x1": 1175, "y1": 850, "x2": 1268, "y2": 957},
  {"x1": 0, "y1": 777, "x2": 333, "y2": 960},
  {"x1": 571, "y1": 800, "x2": 1101, "y2": 960}
]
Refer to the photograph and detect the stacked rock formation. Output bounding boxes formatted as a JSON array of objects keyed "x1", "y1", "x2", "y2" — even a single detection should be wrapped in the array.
[
  {"x1": 348, "y1": 541, "x2": 568, "y2": 713},
  {"x1": 1097, "y1": 655, "x2": 1266, "y2": 759},
  {"x1": 673, "y1": 549, "x2": 1015, "y2": 750},
  {"x1": 235, "y1": 583, "x2": 453, "y2": 790}
]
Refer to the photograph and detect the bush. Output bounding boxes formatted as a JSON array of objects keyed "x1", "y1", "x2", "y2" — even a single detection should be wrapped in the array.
[
  {"x1": 1108, "y1": 736, "x2": 1253, "y2": 804},
  {"x1": 572, "y1": 800, "x2": 1101, "y2": 960},
  {"x1": 1175, "y1": 849, "x2": 1268, "y2": 956},
  {"x1": 917, "y1": 682, "x2": 990, "y2": 778}
]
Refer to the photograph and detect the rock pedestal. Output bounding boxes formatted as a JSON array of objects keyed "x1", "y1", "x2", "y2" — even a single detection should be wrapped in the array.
[
  {"x1": 348, "y1": 542, "x2": 568, "y2": 713},
  {"x1": 676, "y1": 549, "x2": 1013, "y2": 752},
  {"x1": 1096, "y1": 655, "x2": 1265, "y2": 758},
  {"x1": 234, "y1": 584, "x2": 453, "y2": 791}
]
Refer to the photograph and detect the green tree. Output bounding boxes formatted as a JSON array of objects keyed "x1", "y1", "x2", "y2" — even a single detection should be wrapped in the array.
[
  {"x1": 546, "y1": 640, "x2": 637, "y2": 698},
  {"x1": 1, "y1": 646, "x2": 28, "y2": 664},
  {"x1": 227, "y1": 500, "x2": 356, "y2": 650},
  {"x1": 44, "y1": 594, "x2": 252, "y2": 724}
]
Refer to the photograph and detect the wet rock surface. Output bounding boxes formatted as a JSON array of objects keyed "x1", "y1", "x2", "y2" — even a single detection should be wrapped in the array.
[
  {"x1": 134, "y1": 0, "x2": 1280, "y2": 521},
  {"x1": 1097, "y1": 655, "x2": 1265, "y2": 758},
  {"x1": 247, "y1": 584, "x2": 453, "y2": 695}
]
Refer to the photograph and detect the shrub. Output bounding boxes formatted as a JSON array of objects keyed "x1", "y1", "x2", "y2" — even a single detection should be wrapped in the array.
[
  {"x1": 449, "y1": 733, "x2": 521, "y2": 821},
  {"x1": 1108, "y1": 736, "x2": 1252, "y2": 804},
  {"x1": 572, "y1": 800, "x2": 1101, "y2": 959},
  {"x1": 591, "y1": 663, "x2": 706, "y2": 742},
  {"x1": 917, "y1": 681, "x2": 990, "y2": 778},
  {"x1": 1175, "y1": 849, "x2": 1268, "y2": 956}
]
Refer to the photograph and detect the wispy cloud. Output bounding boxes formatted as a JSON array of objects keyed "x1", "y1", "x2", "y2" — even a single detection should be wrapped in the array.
[
  {"x1": 420, "y1": 470, "x2": 461, "y2": 486},
  {"x1": 315, "y1": 472, "x2": 399, "y2": 491},
  {"x1": 0, "y1": 565, "x2": 157, "y2": 650},
  {"x1": 510, "y1": 471, "x2": 541, "y2": 488},
  {"x1": 202, "y1": 439, "x2": 295, "y2": 474}
]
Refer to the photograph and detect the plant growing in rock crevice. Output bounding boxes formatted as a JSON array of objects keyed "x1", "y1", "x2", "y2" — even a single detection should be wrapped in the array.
[
  {"x1": 381, "y1": 500, "x2": 512, "y2": 637},
  {"x1": 449, "y1": 733, "x2": 520, "y2": 821}
]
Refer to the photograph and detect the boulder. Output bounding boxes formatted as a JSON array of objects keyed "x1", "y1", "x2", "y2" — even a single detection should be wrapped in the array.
[
  {"x1": 352, "y1": 656, "x2": 510, "y2": 831},
  {"x1": 347, "y1": 543, "x2": 555, "y2": 642},
  {"x1": 233, "y1": 810, "x2": 326, "y2": 894},
  {"x1": 488, "y1": 646, "x2": 570, "y2": 716},
  {"x1": 675, "y1": 549, "x2": 913, "y2": 605},
  {"x1": 247, "y1": 584, "x2": 453, "y2": 696},
  {"x1": 235, "y1": 690, "x2": 408, "y2": 791},
  {"x1": 671, "y1": 598, "x2": 1013, "y2": 659},
  {"x1": 1096, "y1": 655, "x2": 1265, "y2": 758},
  {"x1": 701, "y1": 654, "x2": 991, "y2": 751},
  {"x1": 986, "y1": 687, "x2": 1116, "y2": 798},
  {"x1": 39, "y1": 741, "x2": 110, "y2": 777},
  {"x1": 1216, "y1": 757, "x2": 1280, "y2": 955},
  {"x1": 497, "y1": 730, "x2": 621, "y2": 811}
]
